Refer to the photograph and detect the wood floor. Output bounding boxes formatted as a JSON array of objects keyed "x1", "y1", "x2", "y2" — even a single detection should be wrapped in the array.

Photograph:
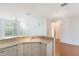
[{"x1": 61, "y1": 43, "x2": 79, "y2": 56}]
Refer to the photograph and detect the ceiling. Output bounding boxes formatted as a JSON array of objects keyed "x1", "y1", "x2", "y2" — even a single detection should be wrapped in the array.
[{"x1": 0, "y1": 3, "x2": 79, "y2": 20}]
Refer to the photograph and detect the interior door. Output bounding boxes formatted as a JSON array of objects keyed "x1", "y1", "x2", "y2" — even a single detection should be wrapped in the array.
[
  {"x1": 50, "y1": 21, "x2": 61, "y2": 56},
  {"x1": 53, "y1": 21, "x2": 61, "y2": 56}
]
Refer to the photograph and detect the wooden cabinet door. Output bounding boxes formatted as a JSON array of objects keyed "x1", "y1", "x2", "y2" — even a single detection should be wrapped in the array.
[
  {"x1": 23, "y1": 43, "x2": 32, "y2": 56},
  {"x1": 0, "y1": 45, "x2": 17, "y2": 56},
  {"x1": 40, "y1": 43, "x2": 47, "y2": 56},
  {"x1": 32, "y1": 42, "x2": 41, "y2": 56},
  {"x1": 17, "y1": 43, "x2": 23, "y2": 56},
  {"x1": 23, "y1": 42, "x2": 41, "y2": 56},
  {"x1": 23, "y1": 42, "x2": 47, "y2": 56}
]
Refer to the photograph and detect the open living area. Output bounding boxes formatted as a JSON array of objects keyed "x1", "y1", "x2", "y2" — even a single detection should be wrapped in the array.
[{"x1": 0, "y1": 3, "x2": 79, "y2": 56}]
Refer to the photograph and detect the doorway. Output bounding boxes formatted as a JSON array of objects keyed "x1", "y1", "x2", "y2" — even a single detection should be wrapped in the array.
[{"x1": 48, "y1": 20, "x2": 62, "y2": 56}]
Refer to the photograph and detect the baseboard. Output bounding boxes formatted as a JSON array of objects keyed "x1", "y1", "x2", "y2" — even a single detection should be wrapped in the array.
[{"x1": 61, "y1": 42, "x2": 79, "y2": 56}]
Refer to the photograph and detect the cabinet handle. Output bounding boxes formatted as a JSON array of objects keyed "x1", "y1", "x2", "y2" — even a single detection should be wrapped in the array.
[{"x1": 0, "y1": 51, "x2": 5, "y2": 53}]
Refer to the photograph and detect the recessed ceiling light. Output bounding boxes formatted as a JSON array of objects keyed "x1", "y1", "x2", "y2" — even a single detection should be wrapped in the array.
[
  {"x1": 60, "y1": 3, "x2": 68, "y2": 7},
  {"x1": 25, "y1": 13, "x2": 31, "y2": 15}
]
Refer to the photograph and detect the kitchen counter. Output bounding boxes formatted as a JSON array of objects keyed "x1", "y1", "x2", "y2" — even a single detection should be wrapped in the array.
[{"x1": 0, "y1": 36, "x2": 53, "y2": 49}]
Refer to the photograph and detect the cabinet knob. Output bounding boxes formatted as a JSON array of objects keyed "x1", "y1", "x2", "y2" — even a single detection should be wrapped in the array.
[{"x1": 0, "y1": 51, "x2": 5, "y2": 53}]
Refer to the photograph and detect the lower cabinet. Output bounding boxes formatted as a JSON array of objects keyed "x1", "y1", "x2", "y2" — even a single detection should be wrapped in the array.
[
  {"x1": 23, "y1": 43, "x2": 32, "y2": 56},
  {"x1": 31, "y1": 43, "x2": 41, "y2": 56},
  {"x1": 23, "y1": 42, "x2": 47, "y2": 56},
  {"x1": 0, "y1": 45, "x2": 18, "y2": 56},
  {"x1": 40, "y1": 43, "x2": 47, "y2": 56},
  {"x1": 17, "y1": 43, "x2": 23, "y2": 56},
  {"x1": 0, "y1": 42, "x2": 47, "y2": 56}
]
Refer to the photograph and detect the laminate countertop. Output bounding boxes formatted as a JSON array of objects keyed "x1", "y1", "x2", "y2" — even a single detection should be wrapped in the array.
[{"x1": 0, "y1": 35, "x2": 53, "y2": 49}]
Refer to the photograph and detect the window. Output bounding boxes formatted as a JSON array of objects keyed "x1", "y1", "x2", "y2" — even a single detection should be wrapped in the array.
[
  {"x1": 4, "y1": 20, "x2": 16, "y2": 36},
  {"x1": 0, "y1": 19, "x2": 22, "y2": 37}
]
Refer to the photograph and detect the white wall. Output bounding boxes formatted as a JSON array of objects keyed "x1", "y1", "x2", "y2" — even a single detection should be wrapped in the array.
[
  {"x1": 0, "y1": 3, "x2": 48, "y2": 37},
  {"x1": 61, "y1": 16, "x2": 79, "y2": 46},
  {"x1": 0, "y1": 15, "x2": 47, "y2": 38},
  {"x1": 19, "y1": 15, "x2": 47, "y2": 36}
]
